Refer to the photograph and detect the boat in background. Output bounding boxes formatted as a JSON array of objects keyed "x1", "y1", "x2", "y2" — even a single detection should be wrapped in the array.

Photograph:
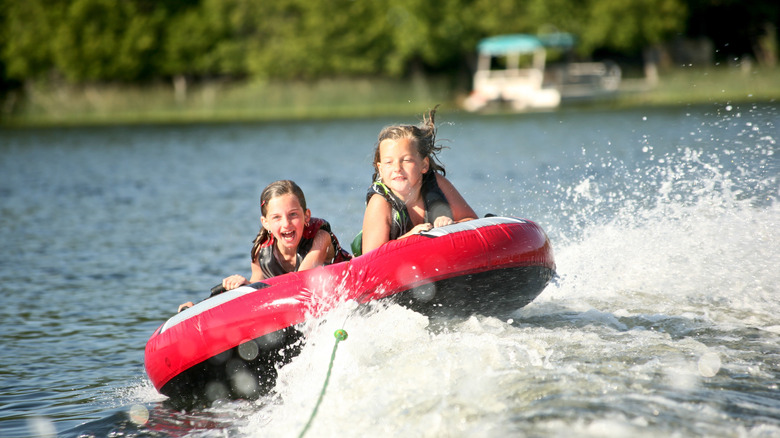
[{"x1": 463, "y1": 33, "x2": 621, "y2": 112}]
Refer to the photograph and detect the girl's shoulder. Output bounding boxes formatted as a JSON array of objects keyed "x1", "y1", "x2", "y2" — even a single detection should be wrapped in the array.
[
  {"x1": 303, "y1": 217, "x2": 327, "y2": 239},
  {"x1": 433, "y1": 172, "x2": 452, "y2": 184},
  {"x1": 433, "y1": 173, "x2": 459, "y2": 192},
  {"x1": 365, "y1": 192, "x2": 394, "y2": 212}
]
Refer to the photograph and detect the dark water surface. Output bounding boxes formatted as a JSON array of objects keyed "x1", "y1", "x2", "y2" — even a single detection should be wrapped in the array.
[{"x1": 1, "y1": 104, "x2": 778, "y2": 437}]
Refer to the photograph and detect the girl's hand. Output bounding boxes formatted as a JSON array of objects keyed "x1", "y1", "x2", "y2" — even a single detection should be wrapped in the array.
[
  {"x1": 178, "y1": 301, "x2": 194, "y2": 313},
  {"x1": 411, "y1": 223, "x2": 433, "y2": 235},
  {"x1": 223, "y1": 274, "x2": 249, "y2": 291},
  {"x1": 433, "y1": 216, "x2": 454, "y2": 228}
]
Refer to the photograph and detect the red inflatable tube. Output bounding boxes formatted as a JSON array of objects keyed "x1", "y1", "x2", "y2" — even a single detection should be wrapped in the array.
[{"x1": 144, "y1": 216, "x2": 555, "y2": 405}]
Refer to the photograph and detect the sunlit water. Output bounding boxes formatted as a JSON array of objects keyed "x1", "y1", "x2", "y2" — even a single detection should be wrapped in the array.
[{"x1": 1, "y1": 103, "x2": 777, "y2": 437}]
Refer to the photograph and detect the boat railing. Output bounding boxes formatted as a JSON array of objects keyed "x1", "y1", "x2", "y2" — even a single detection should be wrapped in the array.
[{"x1": 544, "y1": 60, "x2": 622, "y2": 98}]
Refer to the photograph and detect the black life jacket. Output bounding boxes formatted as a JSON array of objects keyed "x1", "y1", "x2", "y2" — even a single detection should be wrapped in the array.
[
  {"x1": 352, "y1": 171, "x2": 452, "y2": 256},
  {"x1": 255, "y1": 217, "x2": 351, "y2": 278}
]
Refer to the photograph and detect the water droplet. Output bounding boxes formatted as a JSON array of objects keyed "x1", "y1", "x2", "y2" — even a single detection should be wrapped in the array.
[
  {"x1": 698, "y1": 352, "x2": 721, "y2": 377},
  {"x1": 27, "y1": 417, "x2": 56, "y2": 438},
  {"x1": 128, "y1": 405, "x2": 149, "y2": 425}
]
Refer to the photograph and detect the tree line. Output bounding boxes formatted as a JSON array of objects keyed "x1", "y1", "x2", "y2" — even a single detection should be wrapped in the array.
[{"x1": 0, "y1": 0, "x2": 777, "y2": 89}]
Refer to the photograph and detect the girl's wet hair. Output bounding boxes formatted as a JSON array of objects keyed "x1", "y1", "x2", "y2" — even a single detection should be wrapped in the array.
[
  {"x1": 372, "y1": 105, "x2": 447, "y2": 181},
  {"x1": 251, "y1": 180, "x2": 307, "y2": 262}
]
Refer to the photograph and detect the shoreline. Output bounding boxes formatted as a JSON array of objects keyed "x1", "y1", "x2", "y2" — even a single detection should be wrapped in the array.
[{"x1": 2, "y1": 67, "x2": 778, "y2": 128}]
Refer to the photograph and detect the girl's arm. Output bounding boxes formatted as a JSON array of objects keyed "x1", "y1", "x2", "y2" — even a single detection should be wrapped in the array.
[
  {"x1": 361, "y1": 194, "x2": 393, "y2": 254},
  {"x1": 247, "y1": 260, "x2": 265, "y2": 282},
  {"x1": 178, "y1": 260, "x2": 264, "y2": 312},
  {"x1": 298, "y1": 229, "x2": 334, "y2": 271},
  {"x1": 436, "y1": 174, "x2": 477, "y2": 223},
  {"x1": 362, "y1": 193, "x2": 432, "y2": 253}
]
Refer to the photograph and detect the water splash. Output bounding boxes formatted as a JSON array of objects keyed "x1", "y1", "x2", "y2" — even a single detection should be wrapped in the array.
[{"x1": 539, "y1": 105, "x2": 777, "y2": 247}]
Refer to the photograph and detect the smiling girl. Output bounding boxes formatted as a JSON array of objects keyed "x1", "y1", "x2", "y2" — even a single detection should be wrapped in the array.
[
  {"x1": 228, "y1": 179, "x2": 350, "y2": 286},
  {"x1": 179, "y1": 180, "x2": 350, "y2": 312}
]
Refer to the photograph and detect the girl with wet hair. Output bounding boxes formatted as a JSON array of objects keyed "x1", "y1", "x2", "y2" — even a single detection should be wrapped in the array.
[{"x1": 354, "y1": 106, "x2": 477, "y2": 256}]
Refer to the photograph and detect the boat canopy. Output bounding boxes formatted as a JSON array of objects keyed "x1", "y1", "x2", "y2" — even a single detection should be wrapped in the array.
[
  {"x1": 477, "y1": 34, "x2": 542, "y2": 55},
  {"x1": 477, "y1": 33, "x2": 576, "y2": 55}
]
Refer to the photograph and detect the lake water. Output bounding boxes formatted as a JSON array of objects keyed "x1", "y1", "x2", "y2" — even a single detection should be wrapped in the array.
[{"x1": 1, "y1": 103, "x2": 778, "y2": 437}]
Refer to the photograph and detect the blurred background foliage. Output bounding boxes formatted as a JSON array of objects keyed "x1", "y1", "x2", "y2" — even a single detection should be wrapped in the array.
[{"x1": 0, "y1": 0, "x2": 777, "y2": 122}]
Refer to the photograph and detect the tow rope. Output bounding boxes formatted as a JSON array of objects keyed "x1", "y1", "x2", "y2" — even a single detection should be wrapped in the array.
[{"x1": 298, "y1": 329, "x2": 349, "y2": 438}]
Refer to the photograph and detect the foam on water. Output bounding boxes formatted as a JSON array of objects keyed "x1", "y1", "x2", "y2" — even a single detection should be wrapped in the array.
[
  {"x1": 538, "y1": 199, "x2": 779, "y2": 325},
  {"x1": 242, "y1": 303, "x2": 555, "y2": 437}
]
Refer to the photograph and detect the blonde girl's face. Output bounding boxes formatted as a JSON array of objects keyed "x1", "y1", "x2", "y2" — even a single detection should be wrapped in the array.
[
  {"x1": 377, "y1": 138, "x2": 429, "y2": 202},
  {"x1": 260, "y1": 193, "x2": 311, "y2": 251}
]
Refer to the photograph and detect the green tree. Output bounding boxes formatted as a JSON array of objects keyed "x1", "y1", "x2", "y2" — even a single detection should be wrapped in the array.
[
  {"x1": 1, "y1": 0, "x2": 65, "y2": 80},
  {"x1": 2, "y1": 0, "x2": 768, "y2": 88},
  {"x1": 52, "y1": 0, "x2": 165, "y2": 81},
  {"x1": 162, "y1": 0, "x2": 253, "y2": 78},
  {"x1": 579, "y1": 0, "x2": 688, "y2": 55},
  {"x1": 244, "y1": 0, "x2": 391, "y2": 79},
  {"x1": 382, "y1": 0, "x2": 478, "y2": 75},
  {"x1": 524, "y1": 0, "x2": 591, "y2": 43},
  {"x1": 243, "y1": 0, "x2": 519, "y2": 79}
]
